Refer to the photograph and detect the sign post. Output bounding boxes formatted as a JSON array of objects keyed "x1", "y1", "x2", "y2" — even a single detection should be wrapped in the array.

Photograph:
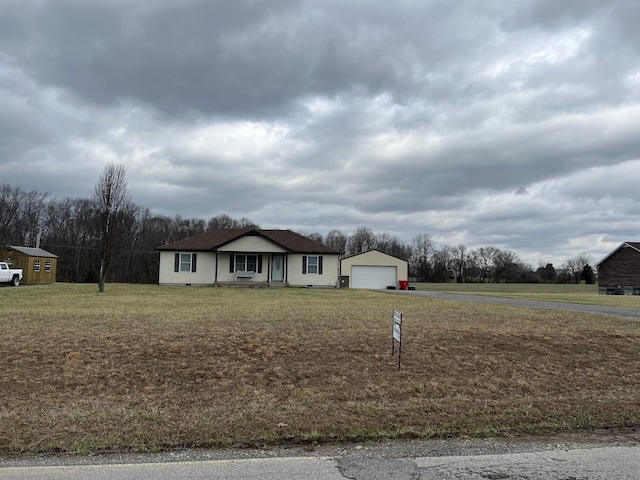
[{"x1": 391, "y1": 309, "x2": 402, "y2": 370}]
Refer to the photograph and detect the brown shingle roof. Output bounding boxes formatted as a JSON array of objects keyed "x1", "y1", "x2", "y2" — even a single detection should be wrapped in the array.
[{"x1": 157, "y1": 229, "x2": 341, "y2": 254}]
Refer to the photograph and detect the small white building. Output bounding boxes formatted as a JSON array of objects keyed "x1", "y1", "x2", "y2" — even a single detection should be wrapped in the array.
[{"x1": 340, "y1": 249, "x2": 409, "y2": 290}]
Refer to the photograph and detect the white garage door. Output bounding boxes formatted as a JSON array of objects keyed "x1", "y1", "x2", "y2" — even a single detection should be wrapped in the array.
[{"x1": 351, "y1": 266, "x2": 398, "y2": 289}]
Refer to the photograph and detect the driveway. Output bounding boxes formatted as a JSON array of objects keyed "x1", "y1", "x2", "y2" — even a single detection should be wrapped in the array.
[{"x1": 393, "y1": 290, "x2": 640, "y2": 321}]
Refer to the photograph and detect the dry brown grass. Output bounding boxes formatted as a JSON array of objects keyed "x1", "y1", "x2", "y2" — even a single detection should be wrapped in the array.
[{"x1": 1, "y1": 284, "x2": 639, "y2": 454}]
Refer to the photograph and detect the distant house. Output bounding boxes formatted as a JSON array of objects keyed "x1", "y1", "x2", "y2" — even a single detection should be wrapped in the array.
[
  {"x1": 340, "y1": 249, "x2": 409, "y2": 290},
  {"x1": 596, "y1": 242, "x2": 640, "y2": 295},
  {"x1": 0, "y1": 246, "x2": 58, "y2": 285},
  {"x1": 157, "y1": 228, "x2": 341, "y2": 287}
]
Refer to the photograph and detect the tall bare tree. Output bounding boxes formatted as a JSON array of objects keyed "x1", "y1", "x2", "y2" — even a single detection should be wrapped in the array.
[
  {"x1": 324, "y1": 229, "x2": 347, "y2": 254},
  {"x1": 452, "y1": 244, "x2": 468, "y2": 283},
  {"x1": 0, "y1": 184, "x2": 23, "y2": 246},
  {"x1": 345, "y1": 226, "x2": 376, "y2": 256},
  {"x1": 93, "y1": 163, "x2": 133, "y2": 292},
  {"x1": 410, "y1": 233, "x2": 434, "y2": 280}
]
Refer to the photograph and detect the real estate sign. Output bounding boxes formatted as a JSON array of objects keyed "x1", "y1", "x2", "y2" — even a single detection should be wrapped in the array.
[{"x1": 392, "y1": 309, "x2": 402, "y2": 370}]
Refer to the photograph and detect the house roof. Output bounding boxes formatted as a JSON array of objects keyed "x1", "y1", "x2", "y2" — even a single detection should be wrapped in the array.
[
  {"x1": 596, "y1": 242, "x2": 640, "y2": 266},
  {"x1": 8, "y1": 246, "x2": 58, "y2": 258},
  {"x1": 340, "y1": 248, "x2": 408, "y2": 263},
  {"x1": 157, "y1": 229, "x2": 341, "y2": 254}
]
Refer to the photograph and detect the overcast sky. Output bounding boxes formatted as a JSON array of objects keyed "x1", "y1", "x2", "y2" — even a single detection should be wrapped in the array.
[{"x1": 2, "y1": 0, "x2": 639, "y2": 265}]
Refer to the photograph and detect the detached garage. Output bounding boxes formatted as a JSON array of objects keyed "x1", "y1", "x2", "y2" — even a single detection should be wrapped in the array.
[{"x1": 340, "y1": 249, "x2": 409, "y2": 290}]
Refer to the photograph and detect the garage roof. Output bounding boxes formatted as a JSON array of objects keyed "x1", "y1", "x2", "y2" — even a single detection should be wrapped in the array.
[{"x1": 341, "y1": 248, "x2": 408, "y2": 262}]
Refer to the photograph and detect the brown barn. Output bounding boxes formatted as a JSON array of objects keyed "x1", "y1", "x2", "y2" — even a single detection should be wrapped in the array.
[
  {"x1": 596, "y1": 242, "x2": 640, "y2": 295},
  {"x1": 0, "y1": 246, "x2": 58, "y2": 285}
]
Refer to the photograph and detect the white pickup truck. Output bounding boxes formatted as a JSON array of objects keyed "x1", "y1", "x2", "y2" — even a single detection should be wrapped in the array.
[{"x1": 0, "y1": 262, "x2": 23, "y2": 286}]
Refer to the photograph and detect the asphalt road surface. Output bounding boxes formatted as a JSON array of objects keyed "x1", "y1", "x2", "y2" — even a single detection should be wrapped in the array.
[{"x1": 2, "y1": 444, "x2": 640, "y2": 479}]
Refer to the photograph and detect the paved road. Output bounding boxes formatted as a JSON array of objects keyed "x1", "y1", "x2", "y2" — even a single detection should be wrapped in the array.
[
  {"x1": 394, "y1": 290, "x2": 640, "y2": 321},
  {"x1": 3, "y1": 445, "x2": 640, "y2": 479}
]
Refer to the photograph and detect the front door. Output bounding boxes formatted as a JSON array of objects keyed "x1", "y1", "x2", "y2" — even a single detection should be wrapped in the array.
[{"x1": 271, "y1": 255, "x2": 284, "y2": 282}]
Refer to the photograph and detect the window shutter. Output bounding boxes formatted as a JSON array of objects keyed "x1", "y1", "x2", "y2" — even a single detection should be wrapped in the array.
[
  {"x1": 191, "y1": 254, "x2": 197, "y2": 272},
  {"x1": 302, "y1": 255, "x2": 307, "y2": 274},
  {"x1": 174, "y1": 253, "x2": 179, "y2": 272},
  {"x1": 318, "y1": 256, "x2": 323, "y2": 274},
  {"x1": 257, "y1": 255, "x2": 263, "y2": 273},
  {"x1": 229, "y1": 254, "x2": 235, "y2": 273}
]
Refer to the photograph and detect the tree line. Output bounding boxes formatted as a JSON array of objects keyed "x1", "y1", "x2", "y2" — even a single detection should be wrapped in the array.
[
  {"x1": 306, "y1": 228, "x2": 595, "y2": 284},
  {"x1": 1, "y1": 175, "x2": 595, "y2": 285}
]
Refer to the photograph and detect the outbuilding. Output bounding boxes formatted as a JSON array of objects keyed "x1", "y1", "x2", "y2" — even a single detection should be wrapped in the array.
[
  {"x1": 0, "y1": 246, "x2": 58, "y2": 285},
  {"x1": 596, "y1": 241, "x2": 640, "y2": 295},
  {"x1": 340, "y1": 249, "x2": 409, "y2": 290}
]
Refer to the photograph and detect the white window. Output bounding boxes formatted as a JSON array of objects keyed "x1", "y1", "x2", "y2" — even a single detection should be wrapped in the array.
[
  {"x1": 235, "y1": 254, "x2": 257, "y2": 272},
  {"x1": 34, "y1": 260, "x2": 41, "y2": 272},
  {"x1": 303, "y1": 255, "x2": 323, "y2": 275},
  {"x1": 174, "y1": 253, "x2": 197, "y2": 273},
  {"x1": 45, "y1": 261, "x2": 52, "y2": 272},
  {"x1": 306, "y1": 256, "x2": 318, "y2": 274}
]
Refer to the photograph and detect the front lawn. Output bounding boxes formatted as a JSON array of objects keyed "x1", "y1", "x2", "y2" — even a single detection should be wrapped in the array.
[{"x1": 1, "y1": 284, "x2": 639, "y2": 453}]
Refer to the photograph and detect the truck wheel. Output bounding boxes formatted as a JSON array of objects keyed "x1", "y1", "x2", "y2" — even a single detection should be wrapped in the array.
[{"x1": 11, "y1": 275, "x2": 19, "y2": 287}]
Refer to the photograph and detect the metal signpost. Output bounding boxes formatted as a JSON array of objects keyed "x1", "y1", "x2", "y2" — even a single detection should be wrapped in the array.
[{"x1": 391, "y1": 309, "x2": 402, "y2": 370}]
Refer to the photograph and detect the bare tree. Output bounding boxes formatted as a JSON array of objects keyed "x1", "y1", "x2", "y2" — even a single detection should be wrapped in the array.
[
  {"x1": 345, "y1": 227, "x2": 376, "y2": 256},
  {"x1": 173, "y1": 215, "x2": 206, "y2": 238},
  {"x1": 237, "y1": 217, "x2": 260, "y2": 229},
  {"x1": 474, "y1": 246, "x2": 497, "y2": 283},
  {"x1": 562, "y1": 252, "x2": 594, "y2": 284},
  {"x1": 451, "y1": 244, "x2": 468, "y2": 283},
  {"x1": 207, "y1": 214, "x2": 259, "y2": 230},
  {"x1": 410, "y1": 233, "x2": 434, "y2": 280},
  {"x1": 43, "y1": 197, "x2": 96, "y2": 282},
  {"x1": 300, "y1": 231, "x2": 324, "y2": 244},
  {"x1": 0, "y1": 184, "x2": 24, "y2": 246},
  {"x1": 432, "y1": 245, "x2": 454, "y2": 282},
  {"x1": 324, "y1": 229, "x2": 347, "y2": 254},
  {"x1": 0, "y1": 184, "x2": 47, "y2": 247},
  {"x1": 93, "y1": 163, "x2": 133, "y2": 292}
]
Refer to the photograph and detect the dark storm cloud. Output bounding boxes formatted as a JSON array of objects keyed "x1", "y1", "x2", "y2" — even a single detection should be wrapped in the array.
[
  {"x1": 4, "y1": 0, "x2": 429, "y2": 117},
  {"x1": 2, "y1": 0, "x2": 640, "y2": 265}
]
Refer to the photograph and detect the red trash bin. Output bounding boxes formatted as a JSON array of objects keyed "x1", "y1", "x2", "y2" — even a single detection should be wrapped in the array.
[{"x1": 399, "y1": 280, "x2": 408, "y2": 290}]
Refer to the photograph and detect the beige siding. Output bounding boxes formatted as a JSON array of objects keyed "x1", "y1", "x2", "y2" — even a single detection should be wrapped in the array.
[
  {"x1": 216, "y1": 252, "x2": 270, "y2": 282},
  {"x1": 218, "y1": 236, "x2": 287, "y2": 253},
  {"x1": 158, "y1": 251, "x2": 217, "y2": 285},
  {"x1": 159, "y1": 250, "x2": 339, "y2": 287},
  {"x1": 287, "y1": 254, "x2": 339, "y2": 287},
  {"x1": 341, "y1": 251, "x2": 408, "y2": 281}
]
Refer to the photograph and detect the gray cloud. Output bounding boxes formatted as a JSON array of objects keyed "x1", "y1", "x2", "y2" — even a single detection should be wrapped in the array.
[{"x1": 2, "y1": 0, "x2": 640, "y2": 265}]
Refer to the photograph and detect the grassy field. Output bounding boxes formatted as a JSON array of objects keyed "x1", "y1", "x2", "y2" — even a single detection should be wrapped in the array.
[
  {"x1": 1, "y1": 283, "x2": 639, "y2": 454},
  {"x1": 413, "y1": 282, "x2": 640, "y2": 307}
]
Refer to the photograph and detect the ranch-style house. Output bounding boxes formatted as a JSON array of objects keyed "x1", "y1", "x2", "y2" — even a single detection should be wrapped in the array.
[{"x1": 157, "y1": 228, "x2": 341, "y2": 287}]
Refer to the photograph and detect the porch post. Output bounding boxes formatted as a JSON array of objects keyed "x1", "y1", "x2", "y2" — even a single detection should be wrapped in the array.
[{"x1": 214, "y1": 251, "x2": 218, "y2": 284}]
